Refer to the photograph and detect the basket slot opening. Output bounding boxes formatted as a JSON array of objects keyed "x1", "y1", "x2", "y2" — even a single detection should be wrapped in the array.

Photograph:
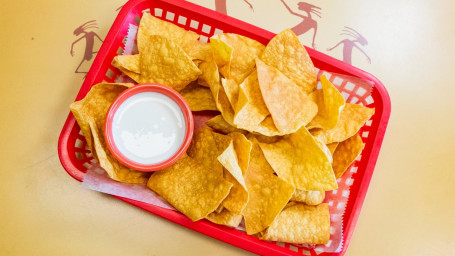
[
  {"x1": 165, "y1": 11, "x2": 175, "y2": 21},
  {"x1": 154, "y1": 8, "x2": 163, "y2": 17}
]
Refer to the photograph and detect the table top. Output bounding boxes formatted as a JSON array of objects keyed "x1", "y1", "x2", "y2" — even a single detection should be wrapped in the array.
[{"x1": 1, "y1": 0, "x2": 454, "y2": 255}]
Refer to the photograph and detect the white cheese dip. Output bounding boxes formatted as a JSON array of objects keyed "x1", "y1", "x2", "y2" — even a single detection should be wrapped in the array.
[{"x1": 111, "y1": 92, "x2": 186, "y2": 165}]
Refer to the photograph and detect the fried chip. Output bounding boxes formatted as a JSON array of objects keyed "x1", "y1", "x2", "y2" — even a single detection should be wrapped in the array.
[
  {"x1": 187, "y1": 127, "x2": 223, "y2": 174},
  {"x1": 260, "y1": 29, "x2": 317, "y2": 94},
  {"x1": 291, "y1": 190, "x2": 325, "y2": 205},
  {"x1": 212, "y1": 132, "x2": 251, "y2": 214},
  {"x1": 326, "y1": 142, "x2": 339, "y2": 155},
  {"x1": 147, "y1": 154, "x2": 232, "y2": 221},
  {"x1": 206, "y1": 115, "x2": 246, "y2": 134},
  {"x1": 137, "y1": 13, "x2": 199, "y2": 54},
  {"x1": 332, "y1": 133, "x2": 364, "y2": 178},
  {"x1": 179, "y1": 83, "x2": 218, "y2": 111},
  {"x1": 211, "y1": 33, "x2": 265, "y2": 83},
  {"x1": 258, "y1": 127, "x2": 337, "y2": 191},
  {"x1": 242, "y1": 143, "x2": 295, "y2": 235},
  {"x1": 112, "y1": 55, "x2": 144, "y2": 83},
  {"x1": 140, "y1": 35, "x2": 201, "y2": 91},
  {"x1": 315, "y1": 103, "x2": 375, "y2": 144},
  {"x1": 256, "y1": 59, "x2": 317, "y2": 133},
  {"x1": 206, "y1": 208, "x2": 243, "y2": 228},
  {"x1": 210, "y1": 37, "x2": 233, "y2": 69},
  {"x1": 234, "y1": 70, "x2": 269, "y2": 131},
  {"x1": 259, "y1": 203, "x2": 330, "y2": 244},
  {"x1": 218, "y1": 141, "x2": 249, "y2": 214},
  {"x1": 221, "y1": 78, "x2": 240, "y2": 109},
  {"x1": 253, "y1": 116, "x2": 281, "y2": 136},
  {"x1": 307, "y1": 75, "x2": 345, "y2": 130},
  {"x1": 185, "y1": 40, "x2": 213, "y2": 61},
  {"x1": 70, "y1": 83, "x2": 149, "y2": 184},
  {"x1": 228, "y1": 132, "x2": 252, "y2": 174},
  {"x1": 201, "y1": 59, "x2": 236, "y2": 124}
]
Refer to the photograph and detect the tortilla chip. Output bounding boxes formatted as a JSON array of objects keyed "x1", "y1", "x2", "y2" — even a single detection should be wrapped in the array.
[
  {"x1": 179, "y1": 83, "x2": 218, "y2": 111},
  {"x1": 253, "y1": 116, "x2": 281, "y2": 136},
  {"x1": 242, "y1": 143, "x2": 295, "y2": 235},
  {"x1": 258, "y1": 127, "x2": 337, "y2": 191},
  {"x1": 260, "y1": 29, "x2": 316, "y2": 94},
  {"x1": 259, "y1": 203, "x2": 330, "y2": 244},
  {"x1": 211, "y1": 33, "x2": 265, "y2": 83},
  {"x1": 70, "y1": 83, "x2": 149, "y2": 184},
  {"x1": 210, "y1": 37, "x2": 233, "y2": 70},
  {"x1": 206, "y1": 115, "x2": 246, "y2": 134},
  {"x1": 228, "y1": 132, "x2": 252, "y2": 174},
  {"x1": 332, "y1": 133, "x2": 364, "y2": 178},
  {"x1": 256, "y1": 59, "x2": 317, "y2": 133},
  {"x1": 217, "y1": 141, "x2": 249, "y2": 214},
  {"x1": 112, "y1": 55, "x2": 144, "y2": 83},
  {"x1": 187, "y1": 127, "x2": 223, "y2": 174},
  {"x1": 140, "y1": 35, "x2": 201, "y2": 91},
  {"x1": 315, "y1": 103, "x2": 375, "y2": 144},
  {"x1": 291, "y1": 190, "x2": 325, "y2": 205},
  {"x1": 206, "y1": 208, "x2": 243, "y2": 228},
  {"x1": 200, "y1": 59, "x2": 236, "y2": 124},
  {"x1": 234, "y1": 70, "x2": 270, "y2": 131},
  {"x1": 221, "y1": 78, "x2": 240, "y2": 109},
  {"x1": 186, "y1": 40, "x2": 213, "y2": 61},
  {"x1": 137, "y1": 13, "x2": 199, "y2": 54},
  {"x1": 112, "y1": 54, "x2": 140, "y2": 73},
  {"x1": 147, "y1": 154, "x2": 232, "y2": 221},
  {"x1": 307, "y1": 75, "x2": 345, "y2": 130},
  {"x1": 326, "y1": 142, "x2": 339, "y2": 155}
]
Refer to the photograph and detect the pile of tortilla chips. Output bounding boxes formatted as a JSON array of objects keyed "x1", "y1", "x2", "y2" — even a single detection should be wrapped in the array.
[{"x1": 71, "y1": 14, "x2": 375, "y2": 245}]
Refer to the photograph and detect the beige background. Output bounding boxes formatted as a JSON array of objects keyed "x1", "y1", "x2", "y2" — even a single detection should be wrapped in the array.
[{"x1": 1, "y1": 0, "x2": 454, "y2": 255}]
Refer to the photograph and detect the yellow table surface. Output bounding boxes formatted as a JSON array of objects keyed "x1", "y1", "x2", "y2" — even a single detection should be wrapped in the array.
[{"x1": 1, "y1": 0, "x2": 454, "y2": 255}]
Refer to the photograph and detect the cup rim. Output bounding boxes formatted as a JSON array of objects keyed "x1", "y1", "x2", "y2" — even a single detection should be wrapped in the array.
[{"x1": 104, "y1": 83, "x2": 194, "y2": 172}]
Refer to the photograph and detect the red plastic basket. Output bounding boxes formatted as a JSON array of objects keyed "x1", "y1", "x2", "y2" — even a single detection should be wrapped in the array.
[{"x1": 58, "y1": 0, "x2": 391, "y2": 255}]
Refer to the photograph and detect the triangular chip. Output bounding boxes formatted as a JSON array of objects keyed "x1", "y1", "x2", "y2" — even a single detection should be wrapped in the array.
[
  {"x1": 242, "y1": 143, "x2": 295, "y2": 235},
  {"x1": 211, "y1": 33, "x2": 265, "y2": 83},
  {"x1": 112, "y1": 55, "x2": 144, "y2": 83},
  {"x1": 137, "y1": 13, "x2": 199, "y2": 54},
  {"x1": 210, "y1": 37, "x2": 233, "y2": 71},
  {"x1": 186, "y1": 127, "x2": 223, "y2": 174},
  {"x1": 147, "y1": 154, "x2": 232, "y2": 221},
  {"x1": 258, "y1": 127, "x2": 337, "y2": 191},
  {"x1": 234, "y1": 70, "x2": 269, "y2": 131},
  {"x1": 259, "y1": 203, "x2": 330, "y2": 244},
  {"x1": 70, "y1": 83, "x2": 149, "y2": 184},
  {"x1": 315, "y1": 103, "x2": 374, "y2": 144},
  {"x1": 290, "y1": 190, "x2": 325, "y2": 205},
  {"x1": 206, "y1": 208, "x2": 243, "y2": 228},
  {"x1": 206, "y1": 115, "x2": 246, "y2": 134},
  {"x1": 326, "y1": 142, "x2": 339, "y2": 155},
  {"x1": 202, "y1": 59, "x2": 236, "y2": 124},
  {"x1": 260, "y1": 29, "x2": 316, "y2": 94},
  {"x1": 256, "y1": 59, "x2": 317, "y2": 133},
  {"x1": 221, "y1": 78, "x2": 240, "y2": 109},
  {"x1": 332, "y1": 133, "x2": 364, "y2": 178},
  {"x1": 185, "y1": 40, "x2": 213, "y2": 61},
  {"x1": 307, "y1": 75, "x2": 345, "y2": 129},
  {"x1": 218, "y1": 141, "x2": 249, "y2": 214},
  {"x1": 140, "y1": 35, "x2": 201, "y2": 91},
  {"x1": 228, "y1": 132, "x2": 252, "y2": 174},
  {"x1": 179, "y1": 83, "x2": 218, "y2": 111},
  {"x1": 112, "y1": 54, "x2": 140, "y2": 73}
]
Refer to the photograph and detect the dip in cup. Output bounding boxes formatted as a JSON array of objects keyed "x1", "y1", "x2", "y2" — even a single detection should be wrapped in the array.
[{"x1": 104, "y1": 83, "x2": 193, "y2": 172}]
